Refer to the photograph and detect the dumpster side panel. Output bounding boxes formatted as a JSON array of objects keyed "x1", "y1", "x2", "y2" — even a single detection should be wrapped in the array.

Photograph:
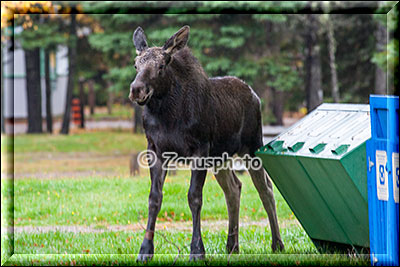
[
  {"x1": 341, "y1": 143, "x2": 368, "y2": 202},
  {"x1": 298, "y1": 157, "x2": 369, "y2": 247},
  {"x1": 258, "y1": 153, "x2": 349, "y2": 242}
]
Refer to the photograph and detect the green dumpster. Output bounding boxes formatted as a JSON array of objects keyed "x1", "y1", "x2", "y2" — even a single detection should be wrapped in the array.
[{"x1": 256, "y1": 103, "x2": 370, "y2": 252}]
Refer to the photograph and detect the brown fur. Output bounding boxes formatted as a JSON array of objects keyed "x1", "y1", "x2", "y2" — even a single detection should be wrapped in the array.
[{"x1": 131, "y1": 26, "x2": 283, "y2": 262}]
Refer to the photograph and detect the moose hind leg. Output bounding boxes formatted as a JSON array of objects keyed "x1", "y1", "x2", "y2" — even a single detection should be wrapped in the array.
[
  {"x1": 214, "y1": 169, "x2": 242, "y2": 254},
  {"x1": 248, "y1": 167, "x2": 284, "y2": 252},
  {"x1": 188, "y1": 169, "x2": 207, "y2": 261}
]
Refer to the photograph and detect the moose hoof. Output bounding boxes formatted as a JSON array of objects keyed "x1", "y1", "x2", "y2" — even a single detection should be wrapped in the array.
[
  {"x1": 137, "y1": 239, "x2": 154, "y2": 263},
  {"x1": 136, "y1": 253, "x2": 153, "y2": 263},
  {"x1": 226, "y1": 243, "x2": 239, "y2": 254},
  {"x1": 189, "y1": 253, "x2": 205, "y2": 261},
  {"x1": 189, "y1": 240, "x2": 205, "y2": 261},
  {"x1": 272, "y1": 239, "x2": 285, "y2": 252}
]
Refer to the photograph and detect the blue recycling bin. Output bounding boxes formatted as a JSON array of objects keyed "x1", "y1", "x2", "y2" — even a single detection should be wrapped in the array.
[{"x1": 366, "y1": 95, "x2": 399, "y2": 266}]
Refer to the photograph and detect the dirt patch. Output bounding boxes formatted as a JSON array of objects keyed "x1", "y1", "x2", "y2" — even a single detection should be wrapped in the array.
[
  {"x1": 6, "y1": 152, "x2": 151, "y2": 179},
  {"x1": 10, "y1": 219, "x2": 300, "y2": 234},
  {"x1": 12, "y1": 170, "x2": 119, "y2": 180},
  {"x1": 5, "y1": 120, "x2": 134, "y2": 135}
]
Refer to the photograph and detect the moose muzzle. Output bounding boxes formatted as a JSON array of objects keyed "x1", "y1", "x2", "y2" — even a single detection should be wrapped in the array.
[{"x1": 129, "y1": 80, "x2": 153, "y2": 106}]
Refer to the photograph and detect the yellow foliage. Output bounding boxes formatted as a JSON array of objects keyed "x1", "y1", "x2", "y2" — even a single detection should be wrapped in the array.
[
  {"x1": 299, "y1": 107, "x2": 308, "y2": 115},
  {"x1": 76, "y1": 4, "x2": 83, "y2": 13},
  {"x1": 1, "y1": 1, "x2": 53, "y2": 29},
  {"x1": 62, "y1": 7, "x2": 71, "y2": 14},
  {"x1": 93, "y1": 24, "x2": 104, "y2": 33}
]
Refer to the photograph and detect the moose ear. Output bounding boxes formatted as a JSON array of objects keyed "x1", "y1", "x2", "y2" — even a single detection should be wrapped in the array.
[
  {"x1": 133, "y1": 26, "x2": 148, "y2": 55},
  {"x1": 163, "y1": 25, "x2": 190, "y2": 55}
]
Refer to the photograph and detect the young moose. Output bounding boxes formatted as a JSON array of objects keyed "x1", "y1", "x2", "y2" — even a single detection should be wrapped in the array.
[{"x1": 130, "y1": 25, "x2": 284, "y2": 262}]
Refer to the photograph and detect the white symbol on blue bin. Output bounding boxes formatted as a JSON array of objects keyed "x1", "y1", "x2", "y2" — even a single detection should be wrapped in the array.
[{"x1": 379, "y1": 165, "x2": 385, "y2": 185}]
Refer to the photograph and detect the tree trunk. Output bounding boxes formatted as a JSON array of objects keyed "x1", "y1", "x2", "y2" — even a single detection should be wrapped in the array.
[
  {"x1": 305, "y1": 14, "x2": 323, "y2": 113},
  {"x1": 61, "y1": 14, "x2": 77, "y2": 134},
  {"x1": 133, "y1": 103, "x2": 143, "y2": 133},
  {"x1": 78, "y1": 77, "x2": 85, "y2": 128},
  {"x1": 271, "y1": 88, "x2": 284, "y2": 126},
  {"x1": 44, "y1": 48, "x2": 53, "y2": 133},
  {"x1": 107, "y1": 89, "x2": 114, "y2": 115},
  {"x1": 327, "y1": 16, "x2": 339, "y2": 102},
  {"x1": 25, "y1": 48, "x2": 43, "y2": 133},
  {"x1": 259, "y1": 85, "x2": 273, "y2": 125},
  {"x1": 88, "y1": 79, "x2": 95, "y2": 115},
  {"x1": 374, "y1": 20, "x2": 387, "y2": 95}
]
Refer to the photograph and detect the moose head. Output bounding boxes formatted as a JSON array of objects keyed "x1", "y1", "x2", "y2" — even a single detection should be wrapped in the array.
[{"x1": 129, "y1": 25, "x2": 190, "y2": 105}]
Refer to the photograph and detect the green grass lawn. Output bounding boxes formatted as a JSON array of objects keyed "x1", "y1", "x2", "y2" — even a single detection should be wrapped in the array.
[
  {"x1": 3, "y1": 130, "x2": 147, "y2": 154},
  {"x1": 1, "y1": 132, "x2": 370, "y2": 265},
  {"x1": 14, "y1": 227, "x2": 313, "y2": 256},
  {"x1": 12, "y1": 173, "x2": 292, "y2": 226},
  {"x1": 8, "y1": 228, "x2": 368, "y2": 266},
  {"x1": 6, "y1": 225, "x2": 368, "y2": 266},
  {"x1": 2, "y1": 174, "x2": 370, "y2": 266}
]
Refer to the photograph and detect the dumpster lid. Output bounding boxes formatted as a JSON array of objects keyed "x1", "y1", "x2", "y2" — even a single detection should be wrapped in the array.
[{"x1": 262, "y1": 103, "x2": 371, "y2": 159}]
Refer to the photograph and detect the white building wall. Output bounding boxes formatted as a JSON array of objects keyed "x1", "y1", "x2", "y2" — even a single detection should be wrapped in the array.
[
  {"x1": 3, "y1": 44, "x2": 68, "y2": 119},
  {"x1": 56, "y1": 45, "x2": 68, "y2": 76},
  {"x1": 13, "y1": 46, "x2": 25, "y2": 76}
]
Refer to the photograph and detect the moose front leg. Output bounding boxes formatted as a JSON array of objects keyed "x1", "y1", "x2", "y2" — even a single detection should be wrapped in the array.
[
  {"x1": 137, "y1": 152, "x2": 167, "y2": 263},
  {"x1": 188, "y1": 168, "x2": 208, "y2": 261}
]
